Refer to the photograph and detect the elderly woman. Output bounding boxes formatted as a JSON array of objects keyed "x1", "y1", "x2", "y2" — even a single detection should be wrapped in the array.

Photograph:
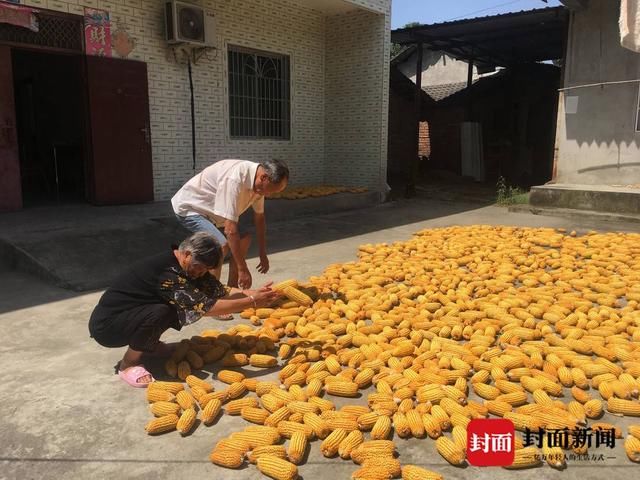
[{"x1": 89, "y1": 232, "x2": 280, "y2": 387}]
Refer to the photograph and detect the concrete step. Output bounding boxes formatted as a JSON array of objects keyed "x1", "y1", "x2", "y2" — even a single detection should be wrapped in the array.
[
  {"x1": 508, "y1": 204, "x2": 640, "y2": 225},
  {"x1": 529, "y1": 183, "x2": 640, "y2": 215}
]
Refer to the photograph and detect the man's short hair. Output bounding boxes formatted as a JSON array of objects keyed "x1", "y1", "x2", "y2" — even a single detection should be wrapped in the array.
[
  {"x1": 260, "y1": 159, "x2": 290, "y2": 184},
  {"x1": 178, "y1": 232, "x2": 222, "y2": 268}
]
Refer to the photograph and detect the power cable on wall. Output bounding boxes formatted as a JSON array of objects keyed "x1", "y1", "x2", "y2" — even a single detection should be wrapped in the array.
[{"x1": 187, "y1": 58, "x2": 196, "y2": 173}]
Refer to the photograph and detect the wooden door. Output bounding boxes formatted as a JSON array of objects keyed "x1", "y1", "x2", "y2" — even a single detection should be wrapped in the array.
[
  {"x1": 0, "y1": 46, "x2": 22, "y2": 211},
  {"x1": 86, "y1": 56, "x2": 153, "y2": 204}
]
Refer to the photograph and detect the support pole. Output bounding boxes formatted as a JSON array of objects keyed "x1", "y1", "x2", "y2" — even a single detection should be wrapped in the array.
[{"x1": 408, "y1": 42, "x2": 423, "y2": 198}]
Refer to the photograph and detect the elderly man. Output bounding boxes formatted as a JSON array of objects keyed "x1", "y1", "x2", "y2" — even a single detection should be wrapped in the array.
[
  {"x1": 172, "y1": 159, "x2": 289, "y2": 292},
  {"x1": 89, "y1": 232, "x2": 280, "y2": 387}
]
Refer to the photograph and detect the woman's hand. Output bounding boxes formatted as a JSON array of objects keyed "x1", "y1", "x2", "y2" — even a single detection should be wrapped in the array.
[{"x1": 249, "y1": 282, "x2": 281, "y2": 307}]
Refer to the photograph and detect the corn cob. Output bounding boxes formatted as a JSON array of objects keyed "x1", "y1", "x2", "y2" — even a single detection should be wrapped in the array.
[
  {"x1": 231, "y1": 430, "x2": 281, "y2": 448},
  {"x1": 321, "y1": 428, "x2": 349, "y2": 457},
  {"x1": 277, "y1": 421, "x2": 314, "y2": 439},
  {"x1": 273, "y1": 279, "x2": 298, "y2": 291},
  {"x1": 607, "y1": 398, "x2": 640, "y2": 416},
  {"x1": 222, "y1": 353, "x2": 249, "y2": 367},
  {"x1": 177, "y1": 360, "x2": 191, "y2": 380},
  {"x1": 176, "y1": 390, "x2": 196, "y2": 411},
  {"x1": 283, "y1": 286, "x2": 313, "y2": 306},
  {"x1": 542, "y1": 438, "x2": 566, "y2": 469},
  {"x1": 325, "y1": 381, "x2": 359, "y2": 397},
  {"x1": 351, "y1": 440, "x2": 397, "y2": 464},
  {"x1": 165, "y1": 359, "x2": 178, "y2": 377},
  {"x1": 339, "y1": 430, "x2": 365, "y2": 459},
  {"x1": 251, "y1": 353, "x2": 278, "y2": 368},
  {"x1": 146, "y1": 388, "x2": 175, "y2": 403},
  {"x1": 209, "y1": 448, "x2": 244, "y2": 469},
  {"x1": 359, "y1": 458, "x2": 402, "y2": 478},
  {"x1": 185, "y1": 350, "x2": 204, "y2": 369},
  {"x1": 177, "y1": 408, "x2": 197, "y2": 435},
  {"x1": 351, "y1": 466, "x2": 393, "y2": 480},
  {"x1": 227, "y1": 381, "x2": 247, "y2": 399},
  {"x1": 241, "y1": 406, "x2": 270, "y2": 425},
  {"x1": 248, "y1": 445, "x2": 288, "y2": 464},
  {"x1": 199, "y1": 390, "x2": 227, "y2": 407},
  {"x1": 326, "y1": 417, "x2": 359, "y2": 431},
  {"x1": 625, "y1": 435, "x2": 640, "y2": 462},
  {"x1": 401, "y1": 465, "x2": 444, "y2": 480},
  {"x1": 215, "y1": 438, "x2": 251, "y2": 454},
  {"x1": 150, "y1": 401, "x2": 181, "y2": 417},
  {"x1": 371, "y1": 415, "x2": 392, "y2": 440},
  {"x1": 225, "y1": 397, "x2": 259, "y2": 415},
  {"x1": 303, "y1": 412, "x2": 331, "y2": 439},
  {"x1": 393, "y1": 412, "x2": 411, "y2": 438},
  {"x1": 217, "y1": 369, "x2": 245, "y2": 384},
  {"x1": 185, "y1": 374, "x2": 213, "y2": 392},
  {"x1": 202, "y1": 398, "x2": 222, "y2": 425},
  {"x1": 145, "y1": 414, "x2": 179, "y2": 435},
  {"x1": 265, "y1": 406, "x2": 293, "y2": 427},
  {"x1": 148, "y1": 381, "x2": 184, "y2": 394},
  {"x1": 629, "y1": 425, "x2": 640, "y2": 440},
  {"x1": 452, "y1": 425, "x2": 467, "y2": 452},
  {"x1": 287, "y1": 431, "x2": 308, "y2": 465},
  {"x1": 435, "y1": 436, "x2": 465, "y2": 465}
]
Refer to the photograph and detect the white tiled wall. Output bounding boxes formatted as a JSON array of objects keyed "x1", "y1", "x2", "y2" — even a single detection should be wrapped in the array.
[{"x1": 21, "y1": 0, "x2": 390, "y2": 199}]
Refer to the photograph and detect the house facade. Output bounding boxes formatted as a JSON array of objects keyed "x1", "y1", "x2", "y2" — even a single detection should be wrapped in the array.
[
  {"x1": 553, "y1": 0, "x2": 640, "y2": 185},
  {"x1": 0, "y1": 0, "x2": 390, "y2": 210}
]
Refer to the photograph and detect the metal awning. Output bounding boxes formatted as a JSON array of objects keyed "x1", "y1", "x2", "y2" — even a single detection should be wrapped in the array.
[{"x1": 391, "y1": 6, "x2": 569, "y2": 69}]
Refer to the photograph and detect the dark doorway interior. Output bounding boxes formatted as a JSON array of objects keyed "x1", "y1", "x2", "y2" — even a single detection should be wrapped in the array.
[{"x1": 12, "y1": 49, "x2": 86, "y2": 205}]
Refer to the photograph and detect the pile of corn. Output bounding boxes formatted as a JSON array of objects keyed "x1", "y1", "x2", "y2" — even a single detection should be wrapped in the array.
[
  {"x1": 143, "y1": 226, "x2": 640, "y2": 479},
  {"x1": 269, "y1": 186, "x2": 367, "y2": 200}
]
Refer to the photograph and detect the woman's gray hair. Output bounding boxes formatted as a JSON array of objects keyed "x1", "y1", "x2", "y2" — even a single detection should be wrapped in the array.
[
  {"x1": 178, "y1": 232, "x2": 222, "y2": 267},
  {"x1": 260, "y1": 159, "x2": 290, "y2": 183}
]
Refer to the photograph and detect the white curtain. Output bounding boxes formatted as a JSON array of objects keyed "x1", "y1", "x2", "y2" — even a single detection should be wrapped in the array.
[{"x1": 620, "y1": 0, "x2": 640, "y2": 52}]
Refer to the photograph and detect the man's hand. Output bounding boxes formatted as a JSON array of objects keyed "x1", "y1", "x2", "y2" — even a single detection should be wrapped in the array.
[
  {"x1": 257, "y1": 253, "x2": 270, "y2": 274},
  {"x1": 238, "y1": 267, "x2": 252, "y2": 289}
]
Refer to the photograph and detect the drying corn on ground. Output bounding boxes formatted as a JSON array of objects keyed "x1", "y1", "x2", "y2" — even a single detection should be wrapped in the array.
[
  {"x1": 269, "y1": 186, "x2": 368, "y2": 200},
  {"x1": 143, "y1": 225, "x2": 640, "y2": 479}
]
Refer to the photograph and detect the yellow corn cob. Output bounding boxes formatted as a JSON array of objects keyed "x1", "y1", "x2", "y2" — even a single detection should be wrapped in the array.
[
  {"x1": 222, "y1": 352, "x2": 249, "y2": 367},
  {"x1": 422, "y1": 413, "x2": 443, "y2": 438},
  {"x1": 146, "y1": 388, "x2": 175, "y2": 403},
  {"x1": 303, "y1": 412, "x2": 331, "y2": 439},
  {"x1": 473, "y1": 383, "x2": 501, "y2": 400},
  {"x1": 265, "y1": 406, "x2": 292, "y2": 427},
  {"x1": 145, "y1": 414, "x2": 179, "y2": 435},
  {"x1": 215, "y1": 438, "x2": 251, "y2": 454},
  {"x1": 288, "y1": 384, "x2": 308, "y2": 402},
  {"x1": 321, "y1": 428, "x2": 349, "y2": 457},
  {"x1": 241, "y1": 406, "x2": 270, "y2": 425},
  {"x1": 327, "y1": 417, "x2": 359, "y2": 431},
  {"x1": 629, "y1": 425, "x2": 640, "y2": 440},
  {"x1": 185, "y1": 374, "x2": 213, "y2": 392},
  {"x1": 607, "y1": 398, "x2": 640, "y2": 416},
  {"x1": 231, "y1": 429, "x2": 281, "y2": 448},
  {"x1": 325, "y1": 381, "x2": 359, "y2": 397},
  {"x1": 371, "y1": 415, "x2": 392, "y2": 440},
  {"x1": 283, "y1": 286, "x2": 313, "y2": 306},
  {"x1": 339, "y1": 430, "x2": 365, "y2": 459},
  {"x1": 177, "y1": 408, "x2": 197, "y2": 435},
  {"x1": 583, "y1": 399, "x2": 604, "y2": 418},
  {"x1": 625, "y1": 435, "x2": 640, "y2": 462},
  {"x1": 176, "y1": 390, "x2": 196, "y2": 411},
  {"x1": 496, "y1": 391, "x2": 529, "y2": 407},
  {"x1": 351, "y1": 466, "x2": 393, "y2": 480},
  {"x1": 199, "y1": 390, "x2": 227, "y2": 407},
  {"x1": 503, "y1": 447, "x2": 542, "y2": 469},
  {"x1": 393, "y1": 412, "x2": 411, "y2": 438},
  {"x1": 273, "y1": 279, "x2": 298, "y2": 291},
  {"x1": 256, "y1": 381, "x2": 280, "y2": 396},
  {"x1": 248, "y1": 445, "x2": 288, "y2": 464},
  {"x1": 217, "y1": 369, "x2": 245, "y2": 384},
  {"x1": 406, "y1": 409, "x2": 425, "y2": 438},
  {"x1": 250, "y1": 354, "x2": 278, "y2": 368},
  {"x1": 360, "y1": 458, "x2": 402, "y2": 477},
  {"x1": 430, "y1": 405, "x2": 451, "y2": 431},
  {"x1": 185, "y1": 350, "x2": 204, "y2": 369},
  {"x1": 177, "y1": 360, "x2": 191, "y2": 380},
  {"x1": 225, "y1": 398, "x2": 259, "y2": 415},
  {"x1": 591, "y1": 422, "x2": 622, "y2": 438},
  {"x1": 484, "y1": 400, "x2": 512, "y2": 417},
  {"x1": 287, "y1": 401, "x2": 319, "y2": 415},
  {"x1": 209, "y1": 448, "x2": 244, "y2": 469},
  {"x1": 354, "y1": 368, "x2": 376, "y2": 388},
  {"x1": 202, "y1": 398, "x2": 222, "y2": 425},
  {"x1": 190, "y1": 385, "x2": 207, "y2": 402},
  {"x1": 287, "y1": 431, "x2": 308, "y2": 465},
  {"x1": 148, "y1": 381, "x2": 184, "y2": 394},
  {"x1": 567, "y1": 401, "x2": 586, "y2": 424},
  {"x1": 150, "y1": 400, "x2": 181, "y2": 417},
  {"x1": 542, "y1": 438, "x2": 566, "y2": 469},
  {"x1": 401, "y1": 465, "x2": 444, "y2": 480},
  {"x1": 571, "y1": 386, "x2": 592, "y2": 404},
  {"x1": 277, "y1": 421, "x2": 314, "y2": 439},
  {"x1": 435, "y1": 436, "x2": 465, "y2": 465},
  {"x1": 227, "y1": 381, "x2": 248, "y2": 399},
  {"x1": 350, "y1": 440, "x2": 397, "y2": 464}
]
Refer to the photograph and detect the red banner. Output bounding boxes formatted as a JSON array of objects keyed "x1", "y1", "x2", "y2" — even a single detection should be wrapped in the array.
[
  {"x1": 84, "y1": 7, "x2": 112, "y2": 57},
  {"x1": 0, "y1": 3, "x2": 39, "y2": 32}
]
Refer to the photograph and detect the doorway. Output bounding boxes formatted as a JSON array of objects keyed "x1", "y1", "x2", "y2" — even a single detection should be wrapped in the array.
[{"x1": 12, "y1": 49, "x2": 87, "y2": 205}]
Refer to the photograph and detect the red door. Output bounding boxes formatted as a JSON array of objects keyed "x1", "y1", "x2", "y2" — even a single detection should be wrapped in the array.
[
  {"x1": 0, "y1": 46, "x2": 22, "y2": 211},
  {"x1": 86, "y1": 56, "x2": 153, "y2": 204}
]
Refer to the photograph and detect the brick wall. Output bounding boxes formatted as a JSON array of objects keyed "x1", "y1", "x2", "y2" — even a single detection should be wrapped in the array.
[
  {"x1": 21, "y1": 0, "x2": 389, "y2": 199},
  {"x1": 325, "y1": 7, "x2": 390, "y2": 190},
  {"x1": 418, "y1": 121, "x2": 430, "y2": 158}
]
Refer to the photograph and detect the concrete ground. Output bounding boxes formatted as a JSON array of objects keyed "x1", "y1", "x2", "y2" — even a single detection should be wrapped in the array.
[{"x1": 1, "y1": 196, "x2": 639, "y2": 480}]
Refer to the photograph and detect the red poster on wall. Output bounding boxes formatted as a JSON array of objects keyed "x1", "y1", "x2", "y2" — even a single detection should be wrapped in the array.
[{"x1": 84, "y1": 7, "x2": 112, "y2": 57}]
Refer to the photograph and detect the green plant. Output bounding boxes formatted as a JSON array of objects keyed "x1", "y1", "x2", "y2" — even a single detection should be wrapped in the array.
[{"x1": 496, "y1": 176, "x2": 529, "y2": 206}]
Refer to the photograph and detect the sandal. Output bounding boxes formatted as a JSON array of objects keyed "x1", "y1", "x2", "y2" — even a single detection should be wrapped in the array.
[{"x1": 117, "y1": 364, "x2": 154, "y2": 387}]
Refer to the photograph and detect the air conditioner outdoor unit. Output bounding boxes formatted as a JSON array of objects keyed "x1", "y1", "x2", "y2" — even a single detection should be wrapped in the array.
[{"x1": 165, "y1": 1, "x2": 216, "y2": 47}]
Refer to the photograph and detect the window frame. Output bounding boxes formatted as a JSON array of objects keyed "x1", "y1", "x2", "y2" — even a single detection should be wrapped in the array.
[{"x1": 227, "y1": 44, "x2": 291, "y2": 141}]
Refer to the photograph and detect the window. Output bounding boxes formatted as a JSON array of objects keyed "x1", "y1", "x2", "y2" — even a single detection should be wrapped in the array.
[{"x1": 228, "y1": 46, "x2": 290, "y2": 139}]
